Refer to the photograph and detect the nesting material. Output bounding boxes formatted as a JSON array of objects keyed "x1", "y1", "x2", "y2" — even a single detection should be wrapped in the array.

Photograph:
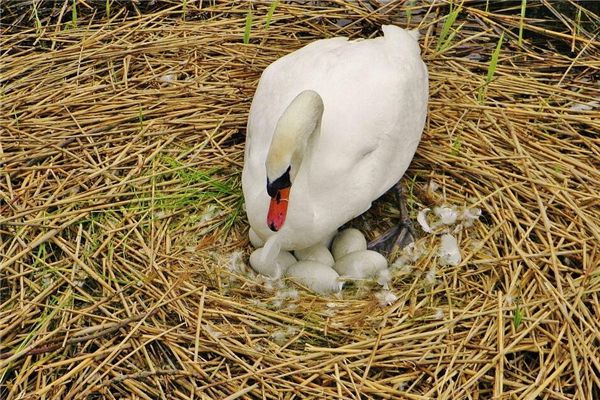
[
  {"x1": 285, "y1": 261, "x2": 343, "y2": 294},
  {"x1": 333, "y1": 250, "x2": 388, "y2": 279},
  {"x1": 428, "y1": 180, "x2": 440, "y2": 193},
  {"x1": 1, "y1": 2, "x2": 598, "y2": 398},
  {"x1": 249, "y1": 248, "x2": 296, "y2": 279},
  {"x1": 294, "y1": 244, "x2": 335, "y2": 266},
  {"x1": 331, "y1": 228, "x2": 367, "y2": 260},
  {"x1": 391, "y1": 262, "x2": 414, "y2": 275}
]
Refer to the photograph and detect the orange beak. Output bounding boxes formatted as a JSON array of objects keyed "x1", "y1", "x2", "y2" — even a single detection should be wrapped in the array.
[{"x1": 267, "y1": 187, "x2": 290, "y2": 231}]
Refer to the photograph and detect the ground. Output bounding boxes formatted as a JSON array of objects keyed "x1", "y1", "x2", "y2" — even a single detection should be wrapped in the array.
[{"x1": 1, "y1": 1, "x2": 599, "y2": 399}]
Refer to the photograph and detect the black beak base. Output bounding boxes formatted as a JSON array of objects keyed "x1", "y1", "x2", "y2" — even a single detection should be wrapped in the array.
[{"x1": 266, "y1": 166, "x2": 291, "y2": 197}]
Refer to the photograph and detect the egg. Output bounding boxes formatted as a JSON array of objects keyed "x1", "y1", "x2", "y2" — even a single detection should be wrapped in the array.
[
  {"x1": 333, "y1": 250, "x2": 388, "y2": 279},
  {"x1": 249, "y1": 228, "x2": 265, "y2": 248},
  {"x1": 294, "y1": 244, "x2": 335, "y2": 266},
  {"x1": 285, "y1": 261, "x2": 343, "y2": 294},
  {"x1": 331, "y1": 228, "x2": 367, "y2": 260},
  {"x1": 249, "y1": 248, "x2": 296, "y2": 279}
]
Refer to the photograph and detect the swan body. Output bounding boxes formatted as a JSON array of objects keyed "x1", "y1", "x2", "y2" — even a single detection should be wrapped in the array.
[{"x1": 242, "y1": 25, "x2": 428, "y2": 254}]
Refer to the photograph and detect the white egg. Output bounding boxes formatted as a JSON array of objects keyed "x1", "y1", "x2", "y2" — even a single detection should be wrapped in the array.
[
  {"x1": 331, "y1": 228, "x2": 367, "y2": 260},
  {"x1": 285, "y1": 261, "x2": 343, "y2": 294},
  {"x1": 294, "y1": 244, "x2": 335, "y2": 266},
  {"x1": 333, "y1": 250, "x2": 388, "y2": 279},
  {"x1": 249, "y1": 228, "x2": 265, "y2": 248},
  {"x1": 249, "y1": 248, "x2": 296, "y2": 279}
]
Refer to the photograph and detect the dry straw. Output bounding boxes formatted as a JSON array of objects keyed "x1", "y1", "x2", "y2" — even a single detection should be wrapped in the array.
[{"x1": 1, "y1": 0, "x2": 599, "y2": 399}]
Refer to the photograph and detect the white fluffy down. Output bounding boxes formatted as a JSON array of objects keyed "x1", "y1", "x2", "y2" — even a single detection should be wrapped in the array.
[
  {"x1": 249, "y1": 248, "x2": 297, "y2": 279},
  {"x1": 461, "y1": 207, "x2": 482, "y2": 227},
  {"x1": 331, "y1": 228, "x2": 367, "y2": 260},
  {"x1": 375, "y1": 290, "x2": 398, "y2": 306},
  {"x1": 433, "y1": 206, "x2": 458, "y2": 225},
  {"x1": 333, "y1": 250, "x2": 388, "y2": 279},
  {"x1": 285, "y1": 261, "x2": 343, "y2": 294},
  {"x1": 417, "y1": 204, "x2": 482, "y2": 233},
  {"x1": 439, "y1": 234, "x2": 461, "y2": 266},
  {"x1": 294, "y1": 244, "x2": 335, "y2": 266},
  {"x1": 417, "y1": 208, "x2": 432, "y2": 233}
]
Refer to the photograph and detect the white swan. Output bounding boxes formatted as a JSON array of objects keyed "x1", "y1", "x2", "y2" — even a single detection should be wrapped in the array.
[{"x1": 242, "y1": 25, "x2": 428, "y2": 258}]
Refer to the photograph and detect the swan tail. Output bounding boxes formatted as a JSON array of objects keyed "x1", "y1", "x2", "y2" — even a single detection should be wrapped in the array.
[
  {"x1": 407, "y1": 29, "x2": 420, "y2": 41},
  {"x1": 382, "y1": 24, "x2": 420, "y2": 42},
  {"x1": 382, "y1": 25, "x2": 422, "y2": 55}
]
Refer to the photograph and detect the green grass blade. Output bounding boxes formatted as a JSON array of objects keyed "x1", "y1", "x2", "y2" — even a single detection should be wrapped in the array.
[
  {"x1": 72, "y1": 0, "x2": 78, "y2": 28},
  {"x1": 138, "y1": 104, "x2": 144, "y2": 127},
  {"x1": 487, "y1": 31, "x2": 504, "y2": 83},
  {"x1": 265, "y1": 1, "x2": 278, "y2": 28},
  {"x1": 575, "y1": 6, "x2": 581, "y2": 44},
  {"x1": 223, "y1": 199, "x2": 243, "y2": 232},
  {"x1": 106, "y1": 0, "x2": 111, "y2": 18},
  {"x1": 513, "y1": 304, "x2": 523, "y2": 329},
  {"x1": 182, "y1": 0, "x2": 187, "y2": 20},
  {"x1": 436, "y1": 4, "x2": 462, "y2": 52},
  {"x1": 518, "y1": 0, "x2": 526, "y2": 46},
  {"x1": 451, "y1": 135, "x2": 462, "y2": 156},
  {"x1": 243, "y1": 10, "x2": 253, "y2": 44},
  {"x1": 478, "y1": 31, "x2": 504, "y2": 103},
  {"x1": 440, "y1": 21, "x2": 465, "y2": 52},
  {"x1": 32, "y1": 1, "x2": 42, "y2": 34},
  {"x1": 405, "y1": 0, "x2": 416, "y2": 25}
]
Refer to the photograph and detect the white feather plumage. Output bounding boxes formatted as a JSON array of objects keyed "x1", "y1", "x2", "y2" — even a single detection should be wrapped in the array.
[{"x1": 243, "y1": 25, "x2": 428, "y2": 252}]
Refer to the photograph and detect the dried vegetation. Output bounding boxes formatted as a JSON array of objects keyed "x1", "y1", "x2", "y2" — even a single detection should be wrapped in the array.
[{"x1": 1, "y1": 0, "x2": 599, "y2": 399}]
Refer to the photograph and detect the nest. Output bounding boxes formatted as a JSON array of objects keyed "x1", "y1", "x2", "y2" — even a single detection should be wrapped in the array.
[{"x1": 1, "y1": 1, "x2": 599, "y2": 398}]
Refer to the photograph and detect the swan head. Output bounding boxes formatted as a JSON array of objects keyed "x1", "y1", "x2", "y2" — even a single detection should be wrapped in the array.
[{"x1": 265, "y1": 90, "x2": 324, "y2": 232}]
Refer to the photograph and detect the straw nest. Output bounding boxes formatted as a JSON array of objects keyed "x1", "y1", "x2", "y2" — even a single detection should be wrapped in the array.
[{"x1": 1, "y1": 1, "x2": 599, "y2": 399}]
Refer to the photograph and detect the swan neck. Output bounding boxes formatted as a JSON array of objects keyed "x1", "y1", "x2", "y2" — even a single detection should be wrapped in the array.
[{"x1": 267, "y1": 90, "x2": 324, "y2": 181}]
